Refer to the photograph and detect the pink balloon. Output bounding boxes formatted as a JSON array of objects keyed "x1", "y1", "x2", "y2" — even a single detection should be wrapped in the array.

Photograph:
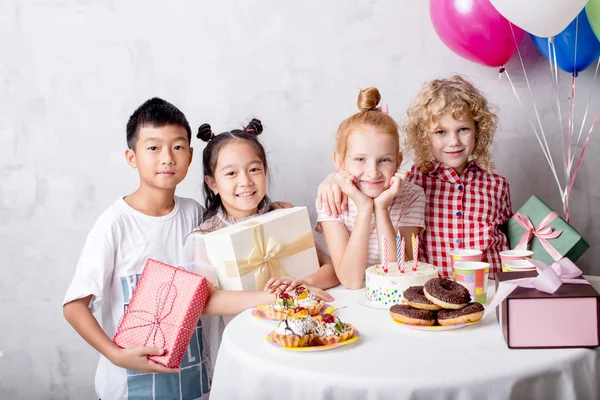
[{"x1": 429, "y1": 0, "x2": 525, "y2": 67}]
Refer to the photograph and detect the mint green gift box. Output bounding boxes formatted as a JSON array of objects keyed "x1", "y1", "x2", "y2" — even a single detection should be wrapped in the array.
[{"x1": 506, "y1": 195, "x2": 589, "y2": 265}]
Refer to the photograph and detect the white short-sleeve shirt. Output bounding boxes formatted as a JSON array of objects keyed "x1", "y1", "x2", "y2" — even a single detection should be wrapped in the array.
[{"x1": 63, "y1": 196, "x2": 213, "y2": 400}]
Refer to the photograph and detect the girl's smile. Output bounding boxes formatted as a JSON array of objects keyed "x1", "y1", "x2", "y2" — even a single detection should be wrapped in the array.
[{"x1": 236, "y1": 190, "x2": 257, "y2": 199}]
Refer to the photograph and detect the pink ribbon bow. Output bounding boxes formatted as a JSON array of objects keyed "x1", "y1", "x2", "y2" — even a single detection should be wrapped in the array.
[
  {"x1": 513, "y1": 211, "x2": 563, "y2": 261},
  {"x1": 376, "y1": 103, "x2": 389, "y2": 114},
  {"x1": 484, "y1": 258, "x2": 589, "y2": 319}
]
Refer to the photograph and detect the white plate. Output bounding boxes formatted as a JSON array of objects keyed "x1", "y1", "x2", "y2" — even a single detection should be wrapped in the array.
[{"x1": 357, "y1": 289, "x2": 400, "y2": 310}]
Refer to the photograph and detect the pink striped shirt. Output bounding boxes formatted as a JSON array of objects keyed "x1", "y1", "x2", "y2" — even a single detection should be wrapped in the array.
[{"x1": 315, "y1": 182, "x2": 426, "y2": 266}]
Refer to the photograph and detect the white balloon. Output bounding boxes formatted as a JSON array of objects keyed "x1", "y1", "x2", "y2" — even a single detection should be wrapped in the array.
[{"x1": 489, "y1": 0, "x2": 588, "y2": 38}]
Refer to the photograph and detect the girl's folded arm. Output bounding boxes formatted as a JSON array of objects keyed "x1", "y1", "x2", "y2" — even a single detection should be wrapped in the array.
[
  {"x1": 301, "y1": 263, "x2": 339, "y2": 289},
  {"x1": 321, "y1": 212, "x2": 371, "y2": 290}
]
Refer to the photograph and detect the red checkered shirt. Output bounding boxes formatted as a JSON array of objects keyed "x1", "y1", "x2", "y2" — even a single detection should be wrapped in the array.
[{"x1": 407, "y1": 161, "x2": 512, "y2": 279}]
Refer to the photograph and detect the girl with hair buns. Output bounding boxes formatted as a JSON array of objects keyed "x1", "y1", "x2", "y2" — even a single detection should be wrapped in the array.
[
  {"x1": 316, "y1": 88, "x2": 426, "y2": 290},
  {"x1": 177, "y1": 120, "x2": 333, "y2": 392},
  {"x1": 191, "y1": 118, "x2": 338, "y2": 294}
]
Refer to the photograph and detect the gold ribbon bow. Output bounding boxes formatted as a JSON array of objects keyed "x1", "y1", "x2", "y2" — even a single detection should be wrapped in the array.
[{"x1": 224, "y1": 221, "x2": 315, "y2": 289}]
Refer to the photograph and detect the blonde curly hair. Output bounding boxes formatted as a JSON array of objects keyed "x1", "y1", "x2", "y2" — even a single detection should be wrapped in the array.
[
  {"x1": 336, "y1": 87, "x2": 400, "y2": 163},
  {"x1": 402, "y1": 75, "x2": 498, "y2": 173}
]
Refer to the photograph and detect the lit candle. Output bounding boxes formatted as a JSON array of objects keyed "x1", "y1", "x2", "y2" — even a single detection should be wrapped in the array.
[
  {"x1": 381, "y1": 235, "x2": 388, "y2": 273},
  {"x1": 399, "y1": 235, "x2": 405, "y2": 273},
  {"x1": 412, "y1": 233, "x2": 419, "y2": 271}
]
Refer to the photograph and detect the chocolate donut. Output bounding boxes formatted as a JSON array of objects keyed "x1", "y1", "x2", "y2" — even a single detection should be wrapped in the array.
[
  {"x1": 403, "y1": 286, "x2": 442, "y2": 310},
  {"x1": 423, "y1": 278, "x2": 471, "y2": 310},
  {"x1": 437, "y1": 302, "x2": 484, "y2": 326},
  {"x1": 389, "y1": 304, "x2": 436, "y2": 326}
]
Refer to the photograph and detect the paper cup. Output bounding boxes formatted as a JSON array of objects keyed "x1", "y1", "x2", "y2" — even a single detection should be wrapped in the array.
[
  {"x1": 453, "y1": 261, "x2": 490, "y2": 304},
  {"x1": 503, "y1": 259, "x2": 536, "y2": 272},
  {"x1": 449, "y1": 249, "x2": 483, "y2": 268},
  {"x1": 499, "y1": 249, "x2": 534, "y2": 272}
]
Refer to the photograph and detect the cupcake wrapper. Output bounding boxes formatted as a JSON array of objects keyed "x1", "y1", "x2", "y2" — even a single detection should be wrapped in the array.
[
  {"x1": 271, "y1": 333, "x2": 311, "y2": 347},
  {"x1": 263, "y1": 306, "x2": 295, "y2": 320},
  {"x1": 306, "y1": 301, "x2": 325, "y2": 316},
  {"x1": 314, "y1": 324, "x2": 356, "y2": 345}
]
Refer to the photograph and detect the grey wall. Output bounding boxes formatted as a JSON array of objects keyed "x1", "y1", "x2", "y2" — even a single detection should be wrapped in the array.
[{"x1": 1, "y1": 1, "x2": 598, "y2": 398}]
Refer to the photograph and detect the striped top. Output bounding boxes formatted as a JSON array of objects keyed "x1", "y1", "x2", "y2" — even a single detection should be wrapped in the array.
[{"x1": 315, "y1": 182, "x2": 426, "y2": 266}]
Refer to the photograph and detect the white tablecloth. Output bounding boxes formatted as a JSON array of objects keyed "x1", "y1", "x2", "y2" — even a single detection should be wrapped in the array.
[{"x1": 210, "y1": 277, "x2": 600, "y2": 400}]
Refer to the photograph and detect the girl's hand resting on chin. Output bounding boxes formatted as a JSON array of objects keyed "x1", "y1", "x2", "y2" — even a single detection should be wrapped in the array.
[
  {"x1": 374, "y1": 169, "x2": 406, "y2": 210},
  {"x1": 334, "y1": 171, "x2": 373, "y2": 213}
]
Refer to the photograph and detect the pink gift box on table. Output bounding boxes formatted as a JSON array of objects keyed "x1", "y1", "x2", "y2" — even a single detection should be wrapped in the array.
[
  {"x1": 113, "y1": 258, "x2": 212, "y2": 368},
  {"x1": 495, "y1": 267, "x2": 600, "y2": 349}
]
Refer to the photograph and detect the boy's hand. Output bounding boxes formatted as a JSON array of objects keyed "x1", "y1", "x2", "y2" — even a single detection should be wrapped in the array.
[
  {"x1": 374, "y1": 169, "x2": 406, "y2": 210},
  {"x1": 317, "y1": 173, "x2": 348, "y2": 217},
  {"x1": 112, "y1": 346, "x2": 180, "y2": 374},
  {"x1": 272, "y1": 201, "x2": 293, "y2": 209},
  {"x1": 334, "y1": 171, "x2": 373, "y2": 213}
]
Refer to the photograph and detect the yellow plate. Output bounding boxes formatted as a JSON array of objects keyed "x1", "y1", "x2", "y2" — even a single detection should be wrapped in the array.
[
  {"x1": 391, "y1": 317, "x2": 480, "y2": 331},
  {"x1": 265, "y1": 330, "x2": 360, "y2": 352}
]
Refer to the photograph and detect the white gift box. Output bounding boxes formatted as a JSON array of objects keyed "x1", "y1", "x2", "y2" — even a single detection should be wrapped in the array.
[{"x1": 203, "y1": 207, "x2": 320, "y2": 291}]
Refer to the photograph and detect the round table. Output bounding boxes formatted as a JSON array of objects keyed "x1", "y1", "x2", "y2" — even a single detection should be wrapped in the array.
[{"x1": 210, "y1": 277, "x2": 600, "y2": 400}]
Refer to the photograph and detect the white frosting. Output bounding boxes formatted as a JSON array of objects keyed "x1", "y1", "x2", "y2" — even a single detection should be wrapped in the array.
[
  {"x1": 314, "y1": 316, "x2": 348, "y2": 337},
  {"x1": 296, "y1": 292, "x2": 318, "y2": 307},
  {"x1": 272, "y1": 289, "x2": 318, "y2": 310},
  {"x1": 365, "y1": 262, "x2": 438, "y2": 306},
  {"x1": 272, "y1": 295, "x2": 295, "y2": 310},
  {"x1": 275, "y1": 316, "x2": 314, "y2": 335}
]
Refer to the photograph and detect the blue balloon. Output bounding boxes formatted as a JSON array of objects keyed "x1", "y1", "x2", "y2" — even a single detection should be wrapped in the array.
[{"x1": 531, "y1": 9, "x2": 600, "y2": 76}]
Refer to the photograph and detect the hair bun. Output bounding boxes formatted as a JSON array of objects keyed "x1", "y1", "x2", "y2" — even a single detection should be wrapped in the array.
[
  {"x1": 357, "y1": 87, "x2": 382, "y2": 111},
  {"x1": 244, "y1": 118, "x2": 263, "y2": 135},
  {"x1": 197, "y1": 123, "x2": 214, "y2": 142}
]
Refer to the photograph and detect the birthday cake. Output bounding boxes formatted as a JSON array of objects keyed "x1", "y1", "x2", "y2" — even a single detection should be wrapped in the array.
[{"x1": 365, "y1": 262, "x2": 439, "y2": 306}]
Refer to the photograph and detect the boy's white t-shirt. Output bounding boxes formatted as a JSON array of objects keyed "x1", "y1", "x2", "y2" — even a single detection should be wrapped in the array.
[{"x1": 63, "y1": 196, "x2": 213, "y2": 400}]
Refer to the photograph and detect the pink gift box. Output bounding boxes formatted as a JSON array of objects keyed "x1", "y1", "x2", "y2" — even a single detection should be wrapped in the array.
[
  {"x1": 496, "y1": 271, "x2": 600, "y2": 349},
  {"x1": 113, "y1": 259, "x2": 212, "y2": 368}
]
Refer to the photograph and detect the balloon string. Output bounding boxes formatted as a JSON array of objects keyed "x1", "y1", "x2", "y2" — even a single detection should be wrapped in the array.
[
  {"x1": 565, "y1": 110, "x2": 598, "y2": 223},
  {"x1": 568, "y1": 57, "x2": 600, "y2": 175},
  {"x1": 508, "y1": 24, "x2": 564, "y2": 201},
  {"x1": 567, "y1": 17, "x2": 579, "y2": 178},
  {"x1": 547, "y1": 39, "x2": 567, "y2": 184}
]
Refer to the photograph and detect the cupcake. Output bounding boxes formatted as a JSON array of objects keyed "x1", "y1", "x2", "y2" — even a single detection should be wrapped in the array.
[
  {"x1": 270, "y1": 308, "x2": 315, "y2": 347},
  {"x1": 263, "y1": 287, "x2": 324, "y2": 320},
  {"x1": 313, "y1": 313, "x2": 355, "y2": 345},
  {"x1": 294, "y1": 286, "x2": 325, "y2": 316},
  {"x1": 263, "y1": 291, "x2": 296, "y2": 320}
]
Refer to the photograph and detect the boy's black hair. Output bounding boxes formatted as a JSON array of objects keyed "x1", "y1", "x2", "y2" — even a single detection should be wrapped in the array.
[{"x1": 126, "y1": 97, "x2": 192, "y2": 150}]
